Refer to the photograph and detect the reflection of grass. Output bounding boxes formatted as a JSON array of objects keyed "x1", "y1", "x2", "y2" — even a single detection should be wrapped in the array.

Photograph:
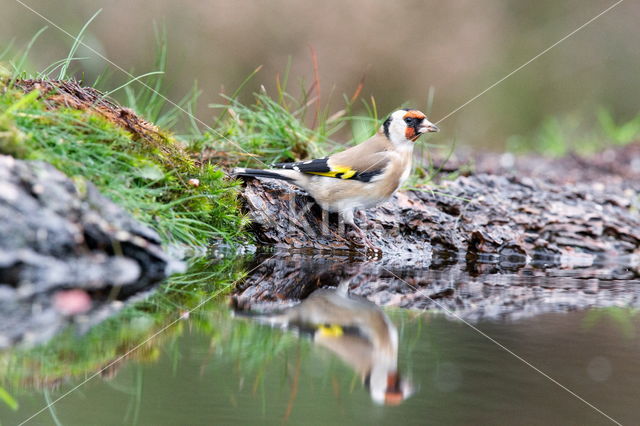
[
  {"x1": 0, "y1": 386, "x2": 18, "y2": 411},
  {"x1": 0, "y1": 253, "x2": 308, "y2": 405},
  {"x1": 583, "y1": 307, "x2": 640, "y2": 339},
  {"x1": 0, "y1": 255, "x2": 247, "y2": 393},
  {"x1": 0, "y1": 266, "x2": 426, "y2": 410}
]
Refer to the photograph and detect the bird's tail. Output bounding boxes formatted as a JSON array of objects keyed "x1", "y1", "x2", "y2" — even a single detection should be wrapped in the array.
[
  {"x1": 232, "y1": 167, "x2": 295, "y2": 182},
  {"x1": 230, "y1": 296, "x2": 292, "y2": 324}
]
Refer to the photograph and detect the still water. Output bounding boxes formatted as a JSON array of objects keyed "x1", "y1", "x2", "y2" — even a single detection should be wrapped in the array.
[{"x1": 1, "y1": 254, "x2": 639, "y2": 425}]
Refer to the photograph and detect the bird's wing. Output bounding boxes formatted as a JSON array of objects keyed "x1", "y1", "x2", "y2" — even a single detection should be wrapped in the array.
[{"x1": 273, "y1": 132, "x2": 392, "y2": 182}]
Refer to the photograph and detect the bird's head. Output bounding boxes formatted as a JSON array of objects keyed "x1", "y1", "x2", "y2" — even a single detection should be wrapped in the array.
[
  {"x1": 382, "y1": 109, "x2": 439, "y2": 146},
  {"x1": 367, "y1": 370, "x2": 415, "y2": 406}
]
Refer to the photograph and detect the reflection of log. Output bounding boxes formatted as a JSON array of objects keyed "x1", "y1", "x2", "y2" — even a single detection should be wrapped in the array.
[
  {"x1": 234, "y1": 252, "x2": 640, "y2": 321},
  {"x1": 240, "y1": 169, "x2": 640, "y2": 261}
]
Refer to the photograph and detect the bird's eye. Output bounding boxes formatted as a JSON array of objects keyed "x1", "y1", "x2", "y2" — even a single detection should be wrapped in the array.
[{"x1": 404, "y1": 117, "x2": 413, "y2": 125}]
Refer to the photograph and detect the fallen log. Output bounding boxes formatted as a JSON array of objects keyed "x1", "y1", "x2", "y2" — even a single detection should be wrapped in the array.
[
  {"x1": 0, "y1": 155, "x2": 175, "y2": 348},
  {"x1": 239, "y1": 170, "x2": 640, "y2": 261}
]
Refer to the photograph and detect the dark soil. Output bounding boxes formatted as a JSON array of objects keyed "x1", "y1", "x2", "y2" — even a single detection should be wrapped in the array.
[{"x1": 441, "y1": 143, "x2": 640, "y2": 191}]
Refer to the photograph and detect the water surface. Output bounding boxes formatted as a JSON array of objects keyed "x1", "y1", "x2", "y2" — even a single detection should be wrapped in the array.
[{"x1": 2, "y1": 254, "x2": 639, "y2": 425}]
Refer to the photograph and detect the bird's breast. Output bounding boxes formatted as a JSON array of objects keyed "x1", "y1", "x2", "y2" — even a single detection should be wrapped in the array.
[
  {"x1": 375, "y1": 152, "x2": 412, "y2": 198},
  {"x1": 300, "y1": 151, "x2": 412, "y2": 212}
]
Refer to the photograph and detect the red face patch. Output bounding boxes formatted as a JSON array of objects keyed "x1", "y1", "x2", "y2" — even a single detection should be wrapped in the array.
[
  {"x1": 403, "y1": 110, "x2": 426, "y2": 141},
  {"x1": 403, "y1": 110, "x2": 426, "y2": 120},
  {"x1": 405, "y1": 127, "x2": 416, "y2": 140}
]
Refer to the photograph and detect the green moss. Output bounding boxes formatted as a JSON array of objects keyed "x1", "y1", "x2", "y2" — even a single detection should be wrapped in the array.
[{"x1": 0, "y1": 83, "x2": 248, "y2": 247}]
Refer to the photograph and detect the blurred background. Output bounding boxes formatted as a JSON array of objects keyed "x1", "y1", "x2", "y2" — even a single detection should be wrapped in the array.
[{"x1": 1, "y1": 0, "x2": 638, "y2": 151}]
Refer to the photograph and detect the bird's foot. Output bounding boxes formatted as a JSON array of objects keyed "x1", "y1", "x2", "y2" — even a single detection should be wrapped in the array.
[
  {"x1": 356, "y1": 210, "x2": 368, "y2": 221},
  {"x1": 329, "y1": 228, "x2": 353, "y2": 246},
  {"x1": 349, "y1": 224, "x2": 382, "y2": 257},
  {"x1": 361, "y1": 238, "x2": 383, "y2": 258}
]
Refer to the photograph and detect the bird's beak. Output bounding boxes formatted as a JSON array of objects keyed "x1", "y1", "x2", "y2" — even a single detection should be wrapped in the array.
[{"x1": 418, "y1": 119, "x2": 439, "y2": 134}]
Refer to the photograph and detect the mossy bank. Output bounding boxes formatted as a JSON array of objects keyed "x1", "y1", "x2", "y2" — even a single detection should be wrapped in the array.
[{"x1": 0, "y1": 78, "x2": 248, "y2": 248}]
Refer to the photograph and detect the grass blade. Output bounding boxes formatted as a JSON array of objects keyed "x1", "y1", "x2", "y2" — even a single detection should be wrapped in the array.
[{"x1": 58, "y1": 9, "x2": 102, "y2": 80}]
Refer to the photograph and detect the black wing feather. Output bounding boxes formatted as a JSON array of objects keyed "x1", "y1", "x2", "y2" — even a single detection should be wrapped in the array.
[
  {"x1": 272, "y1": 158, "x2": 330, "y2": 173},
  {"x1": 352, "y1": 170, "x2": 382, "y2": 182},
  {"x1": 273, "y1": 157, "x2": 385, "y2": 182}
]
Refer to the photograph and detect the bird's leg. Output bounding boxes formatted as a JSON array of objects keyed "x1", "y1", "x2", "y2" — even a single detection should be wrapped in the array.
[
  {"x1": 320, "y1": 208, "x2": 352, "y2": 246},
  {"x1": 341, "y1": 209, "x2": 382, "y2": 255},
  {"x1": 320, "y1": 208, "x2": 329, "y2": 237}
]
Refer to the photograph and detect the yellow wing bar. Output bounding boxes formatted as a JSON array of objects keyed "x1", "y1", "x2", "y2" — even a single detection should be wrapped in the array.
[
  {"x1": 307, "y1": 165, "x2": 356, "y2": 180},
  {"x1": 317, "y1": 324, "x2": 344, "y2": 337}
]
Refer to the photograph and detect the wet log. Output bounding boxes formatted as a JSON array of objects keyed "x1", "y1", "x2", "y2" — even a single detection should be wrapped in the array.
[{"x1": 239, "y1": 166, "x2": 640, "y2": 262}]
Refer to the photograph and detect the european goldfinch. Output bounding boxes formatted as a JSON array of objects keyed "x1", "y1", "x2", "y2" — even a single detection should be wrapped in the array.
[{"x1": 233, "y1": 109, "x2": 439, "y2": 252}]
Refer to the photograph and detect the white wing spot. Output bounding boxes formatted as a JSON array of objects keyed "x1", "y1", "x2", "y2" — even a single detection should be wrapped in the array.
[
  {"x1": 293, "y1": 166, "x2": 300, "y2": 171},
  {"x1": 303, "y1": 160, "x2": 312, "y2": 164}
]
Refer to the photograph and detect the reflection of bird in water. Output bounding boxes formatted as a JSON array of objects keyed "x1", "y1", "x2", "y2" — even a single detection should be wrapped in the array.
[{"x1": 231, "y1": 282, "x2": 413, "y2": 405}]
